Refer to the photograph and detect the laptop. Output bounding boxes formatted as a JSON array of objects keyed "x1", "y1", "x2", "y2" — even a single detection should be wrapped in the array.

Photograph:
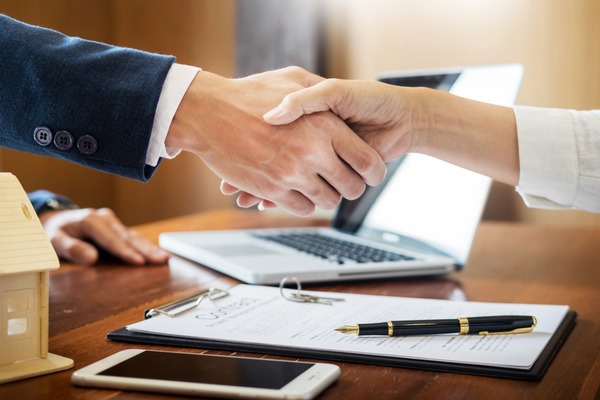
[{"x1": 160, "y1": 64, "x2": 524, "y2": 285}]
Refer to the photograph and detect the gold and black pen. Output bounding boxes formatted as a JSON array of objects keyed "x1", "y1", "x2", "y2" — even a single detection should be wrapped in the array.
[{"x1": 335, "y1": 315, "x2": 537, "y2": 336}]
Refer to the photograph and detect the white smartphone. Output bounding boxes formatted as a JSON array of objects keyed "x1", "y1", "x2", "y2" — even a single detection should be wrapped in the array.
[{"x1": 71, "y1": 349, "x2": 340, "y2": 399}]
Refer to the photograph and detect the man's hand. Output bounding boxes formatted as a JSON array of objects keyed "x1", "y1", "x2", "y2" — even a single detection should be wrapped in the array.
[
  {"x1": 166, "y1": 67, "x2": 387, "y2": 216},
  {"x1": 39, "y1": 208, "x2": 170, "y2": 265},
  {"x1": 219, "y1": 78, "x2": 413, "y2": 209}
]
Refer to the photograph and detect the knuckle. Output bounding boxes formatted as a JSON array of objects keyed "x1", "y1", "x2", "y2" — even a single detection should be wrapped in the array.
[
  {"x1": 356, "y1": 151, "x2": 385, "y2": 183},
  {"x1": 294, "y1": 201, "x2": 316, "y2": 216},
  {"x1": 254, "y1": 178, "x2": 281, "y2": 200},
  {"x1": 307, "y1": 111, "x2": 335, "y2": 129},
  {"x1": 78, "y1": 208, "x2": 99, "y2": 223},
  {"x1": 322, "y1": 78, "x2": 341, "y2": 91},
  {"x1": 271, "y1": 190, "x2": 316, "y2": 217},
  {"x1": 283, "y1": 65, "x2": 306, "y2": 77},
  {"x1": 96, "y1": 207, "x2": 116, "y2": 217}
]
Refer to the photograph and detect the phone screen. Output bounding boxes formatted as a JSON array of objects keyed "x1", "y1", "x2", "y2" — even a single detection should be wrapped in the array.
[{"x1": 98, "y1": 351, "x2": 313, "y2": 390}]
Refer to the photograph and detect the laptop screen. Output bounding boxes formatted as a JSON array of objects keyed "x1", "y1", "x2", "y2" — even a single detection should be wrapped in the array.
[{"x1": 333, "y1": 64, "x2": 523, "y2": 265}]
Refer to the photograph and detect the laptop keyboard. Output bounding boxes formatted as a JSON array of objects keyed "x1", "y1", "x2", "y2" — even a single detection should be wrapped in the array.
[{"x1": 253, "y1": 233, "x2": 415, "y2": 265}]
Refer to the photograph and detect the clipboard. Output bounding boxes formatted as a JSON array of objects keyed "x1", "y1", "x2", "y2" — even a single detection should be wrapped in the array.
[{"x1": 107, "y1": 286, "x2": 577, "y2": 381}]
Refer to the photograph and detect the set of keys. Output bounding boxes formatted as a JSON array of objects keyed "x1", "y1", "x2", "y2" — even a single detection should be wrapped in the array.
[{"x1": 278, "y1": 276, "x2": 345, "y2": 305}]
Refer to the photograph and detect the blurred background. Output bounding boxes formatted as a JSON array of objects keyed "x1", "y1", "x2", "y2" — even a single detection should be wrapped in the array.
[{"x1": 1, "y1": 0, "x2": 598, "y2": 226}]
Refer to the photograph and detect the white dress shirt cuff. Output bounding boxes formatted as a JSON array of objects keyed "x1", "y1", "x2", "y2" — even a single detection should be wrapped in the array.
[
  {"x1": 146, "y1": 63, "x2": 201, "y2": 167},
  {"x1": 514, "y1": 105, "x2": 578, "y2": 209}
]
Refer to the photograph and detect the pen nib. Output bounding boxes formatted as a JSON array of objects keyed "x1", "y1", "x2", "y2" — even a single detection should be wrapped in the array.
[{"x1": 335, "y1": 325, "x2": 358, "y2": 334}]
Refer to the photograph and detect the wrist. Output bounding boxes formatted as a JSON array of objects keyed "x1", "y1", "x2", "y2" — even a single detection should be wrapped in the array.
[
  {"x1": 392, "y1": 87, "x2": 436, "y2": 155},
  {"x1": 39, "y1": 197, "x2": 78, "y2": 212},
  {"x1": 29, "y1": 190, "x2": 78, "y2": 216},
  {"x1": 166, "y1": 71, "x2": 225, "y2": 157},
  {"x1": 411, "y1": 89, "x2": 519, "y2": 185},
  {"x1": 36, "y1": 195, "x2": 79, "y2": 224}
]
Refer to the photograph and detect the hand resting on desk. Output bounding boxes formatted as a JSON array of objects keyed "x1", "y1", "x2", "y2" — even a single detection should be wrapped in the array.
[{"x1": 39, "y1": 208, "x2": 170, "y2": 265}]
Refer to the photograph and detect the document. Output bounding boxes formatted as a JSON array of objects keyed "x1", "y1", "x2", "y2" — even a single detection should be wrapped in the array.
[{"x1": 127, "y1": 285, "x2": 569, "y2": 370}]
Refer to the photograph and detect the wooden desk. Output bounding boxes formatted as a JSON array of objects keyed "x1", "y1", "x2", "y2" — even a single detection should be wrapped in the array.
[{"x1": 1, "y1": 209, "x2": 598, "y2": 399}]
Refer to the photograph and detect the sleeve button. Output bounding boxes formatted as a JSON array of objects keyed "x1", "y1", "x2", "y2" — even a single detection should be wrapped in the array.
[
  {"x1": 33, "y1": 126, "x2": 53, "y2": 146},
  {"x1": 54, "y1": 130, "x2": 74, "y2": 150},
  {"x1": 77, "y1": 135, "x2": 98, "y2": 155}
]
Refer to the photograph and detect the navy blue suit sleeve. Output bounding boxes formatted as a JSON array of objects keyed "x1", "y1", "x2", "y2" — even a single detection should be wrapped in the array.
[
  {"x1": 0, "y1": 14, "x2": 176, "y2": 181},
  {"x1": 27, "y1": 190, "x2": 75, "y2": 215}
]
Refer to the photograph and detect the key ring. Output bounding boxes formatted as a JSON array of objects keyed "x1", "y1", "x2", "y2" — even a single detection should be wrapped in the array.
[
  {"x1": 279, "y1": 276, "x2": 345, "y2": 305},
  {"x1": 279, "y1": 276, "x2": 305, "y2": 303}
]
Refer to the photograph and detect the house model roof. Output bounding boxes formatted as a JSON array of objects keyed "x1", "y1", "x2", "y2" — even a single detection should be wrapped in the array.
[{"x1": 0, "y1": 173, "x2": 59, "y2": 275}]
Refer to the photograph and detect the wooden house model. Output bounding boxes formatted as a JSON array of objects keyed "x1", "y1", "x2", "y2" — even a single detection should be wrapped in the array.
[{"x1": 0, "y1": 173, "x2": 73, "y2": 384}]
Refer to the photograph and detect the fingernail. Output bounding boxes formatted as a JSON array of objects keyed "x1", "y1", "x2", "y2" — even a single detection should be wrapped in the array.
[{"x1": 263, "y1": 106, "x2": 282, "y2": 120}]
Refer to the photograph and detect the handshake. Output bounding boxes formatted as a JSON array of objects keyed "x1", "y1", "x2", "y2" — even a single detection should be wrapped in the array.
[
  {"x1": 168, "y1": 66, "x2": 519, "y2": 216},
  {"x1": 167, "y1": 66, "x2": 439, "y2": 216}
]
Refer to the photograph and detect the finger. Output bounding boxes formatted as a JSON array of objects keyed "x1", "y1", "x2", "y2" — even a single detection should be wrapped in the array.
[
  {"x1": 220, "y1": 181, "x2": 241, "y2": 195},
  {"x1": 331, "y1": 131, "x2": 387, "y2": 187},
  {"x1": 236, "y1": 192, "x2": 263, "y2": 208},
  {"x1": 259, "y1": 200, "x2": 277, "y2": 209},
  {"x1": 268, "y1": 190, "x2": 317, "y2": 217},
  {"x1": 289, "y1": 113, "x2": 373, "y2": 201},
  {"x1": 235, "y1": 193, "x2": 277, "y2": 210},
  {"x1": 50, "y1": 231, "x2": 99, "y2": 264},
  {"x1": 263, "y1": 82, "x2": 335, "y2": 125},
  {"x1": 125, "y1": 231, "x2": 171, "y2": 265},
  {"x1": 79, "y1": 209, "x2": 147, "y2": 264},
  {"x1": 286, "y1": 174, "x2": 342, "y2": 211},
  {"x1": 226, "y1": 177, "x2": 317, "y2": 215},
  {"x1": 232, "y1": 170, "x2": 319, "y2": 215},
  {"x1": 318, "y1": 159, "x2": 367, "y2": 201}
]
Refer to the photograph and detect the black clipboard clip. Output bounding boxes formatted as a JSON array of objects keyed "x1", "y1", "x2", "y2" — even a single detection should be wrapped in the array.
[{"x1": 144, "y1": 288, "x2": 230, "y2": 319}]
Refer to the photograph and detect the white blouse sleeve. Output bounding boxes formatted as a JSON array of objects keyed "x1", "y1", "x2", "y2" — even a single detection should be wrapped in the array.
[{"x1": 514, "y1": 106, "x2": 600, "y2": 213}]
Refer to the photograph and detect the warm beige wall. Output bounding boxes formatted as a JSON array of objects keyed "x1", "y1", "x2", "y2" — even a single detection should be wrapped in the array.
[
  {"x1": 109, "y1": 0, "x2": 236, "y2": 224},
  {"x1": 0, "y1": 0, "x2": 236, "y2": 225},
  {"x1": 323, "y1": 0, "x2": 600, "y2": 226}
]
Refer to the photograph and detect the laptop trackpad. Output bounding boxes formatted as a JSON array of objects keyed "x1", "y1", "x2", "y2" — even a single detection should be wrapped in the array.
[{"x1": 206, "y1": 244, "x2": 278, "y2": 257}]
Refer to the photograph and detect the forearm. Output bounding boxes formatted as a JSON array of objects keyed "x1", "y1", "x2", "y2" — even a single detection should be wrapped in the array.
[
  {"x1": 412, "y1": 89, "x2": 519, "y2": 186},
  {"x1": 166, "y1": 71, "x2": 232, "y2": 156}
]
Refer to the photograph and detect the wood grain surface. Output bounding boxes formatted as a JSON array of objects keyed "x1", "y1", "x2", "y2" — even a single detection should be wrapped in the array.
[{"x1": 1, "y1": 209, "x2": 598, "y2": 399}]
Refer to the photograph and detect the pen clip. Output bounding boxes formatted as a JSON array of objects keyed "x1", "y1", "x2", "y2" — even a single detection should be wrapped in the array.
[
  {"x1": 478, "y1": 315, "x2": 537, "y2": 335},
  {"x1": 478, "y1": 326, "x2": 535, "y2": 335},
  {"x1": 144, "y1": 287, "x2": 229, "y2": 319}
]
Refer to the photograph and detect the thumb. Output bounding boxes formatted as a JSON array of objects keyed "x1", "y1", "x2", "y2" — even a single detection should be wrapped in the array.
[
  {"x1": 50, "y1": 231, "x2": 99, "y2": 264},
  {"x1": 263, "y1": 82, "x2": 337, "y2": 125}
]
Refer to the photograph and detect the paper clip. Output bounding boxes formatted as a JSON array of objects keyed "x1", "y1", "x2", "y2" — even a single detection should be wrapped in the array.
[
  {"x1": 279, "y1": 276, "x2": 344, "y2": 305},
  {"x1": 144, "y1": 287, "x2": 230, "y2": 319}
]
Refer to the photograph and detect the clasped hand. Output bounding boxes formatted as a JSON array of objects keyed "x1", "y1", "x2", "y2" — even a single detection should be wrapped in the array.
[
  {"x1": 216, "y1": 74, "x2": 410, "y2": 211},
  {"x1": 167, "y1": 67, "x2": 388, "y2": 216}
]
